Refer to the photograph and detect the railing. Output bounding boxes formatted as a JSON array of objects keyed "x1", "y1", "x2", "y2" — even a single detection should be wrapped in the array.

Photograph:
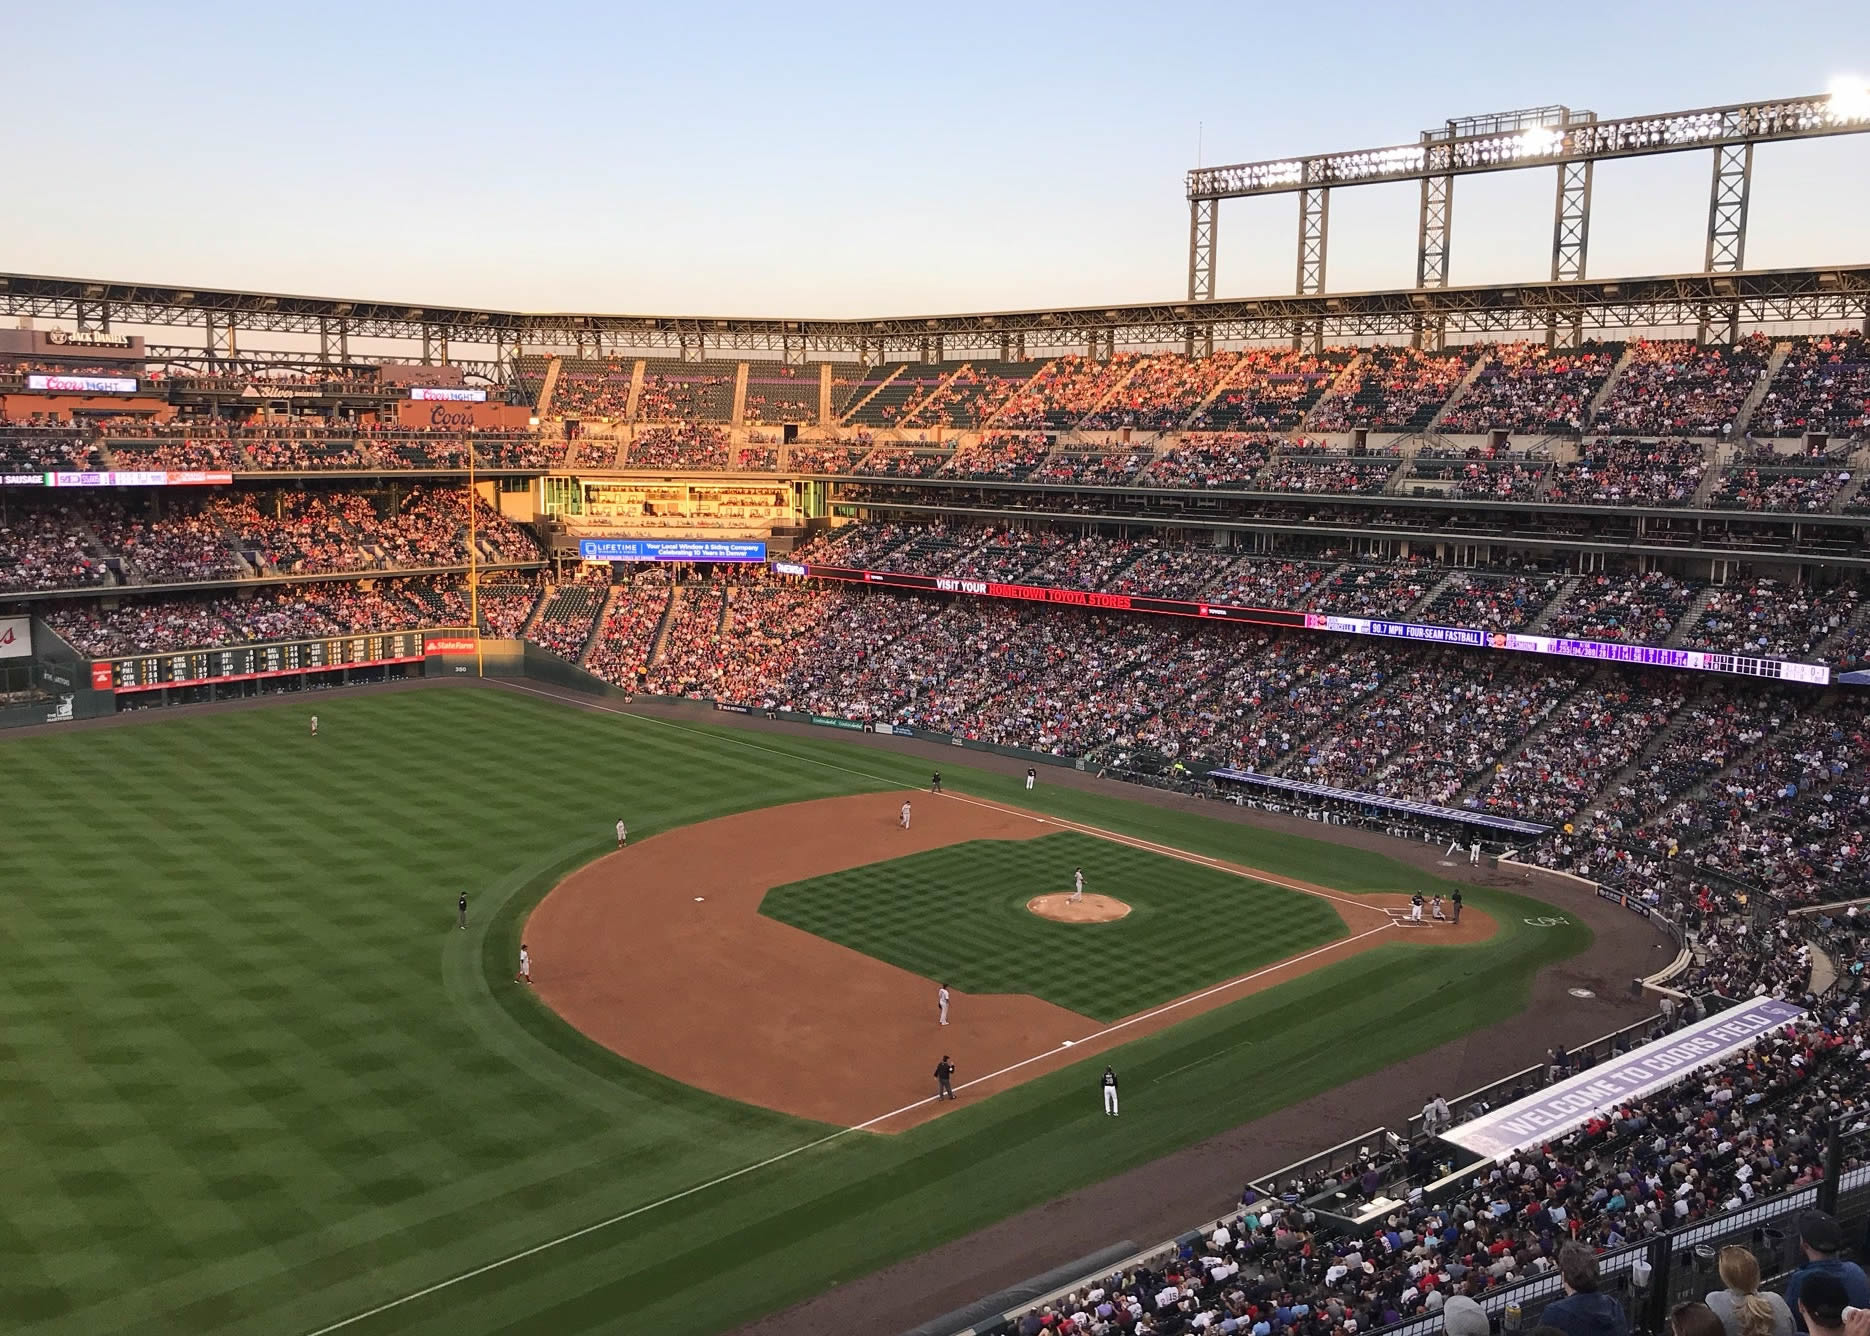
[
  {"x1": 1403, "y1": 1010, "x2": 1668, "y2": 1140},
  {"x1": 1247, "y1": 1128, "x2": 1391, "y2": 1198}
]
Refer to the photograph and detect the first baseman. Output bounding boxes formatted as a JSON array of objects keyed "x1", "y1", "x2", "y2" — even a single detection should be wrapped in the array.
[{"x1": 937, "y1": 983, "x2": 950, "y2": 1026}]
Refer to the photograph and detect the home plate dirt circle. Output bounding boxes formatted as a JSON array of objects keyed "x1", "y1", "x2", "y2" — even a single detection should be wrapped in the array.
[{"x1": 1027, "y1": 892, "x2": 1132, "y2": 923}]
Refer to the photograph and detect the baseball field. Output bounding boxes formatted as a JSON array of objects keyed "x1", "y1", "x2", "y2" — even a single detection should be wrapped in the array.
[{"x1": 2, "y1": 684, "x2": 1598, "y2": 1335}]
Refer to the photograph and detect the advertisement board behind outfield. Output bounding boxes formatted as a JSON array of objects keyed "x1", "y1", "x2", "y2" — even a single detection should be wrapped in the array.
[
  {"x1": 422, "y1": 637, "x2": 480, "y2": 655},
  {"x1": 0, "y1": 616, "x2": 28, "y2": 660}
]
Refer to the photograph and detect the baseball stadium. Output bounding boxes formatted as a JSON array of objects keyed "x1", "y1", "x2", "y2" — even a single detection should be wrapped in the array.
[{"x1": 7, "y1": 18, "x2": 1870, "y2": 1336}]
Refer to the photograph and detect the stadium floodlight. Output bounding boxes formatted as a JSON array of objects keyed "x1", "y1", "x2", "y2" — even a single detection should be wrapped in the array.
[
  {"x1": 1184, "y1": 90, "x2": 1870, "y2": 348},
  {"x1": 1828, "y1": 76, "x2": 1870, "y2": 123}
]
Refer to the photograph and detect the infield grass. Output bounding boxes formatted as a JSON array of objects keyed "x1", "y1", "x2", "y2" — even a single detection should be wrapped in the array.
[
  {"x1": 0, "y1": 685, "x2": 1591, "y2": 1336},
  {"x1": 761, "y1": 832, "x2": 1347, "y2": 1020}
]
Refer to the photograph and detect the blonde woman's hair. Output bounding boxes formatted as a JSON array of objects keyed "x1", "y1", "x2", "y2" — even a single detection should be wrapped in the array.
[{"x1": 1718, "y1": 1245, "x2": 1776, "y2": 1336}]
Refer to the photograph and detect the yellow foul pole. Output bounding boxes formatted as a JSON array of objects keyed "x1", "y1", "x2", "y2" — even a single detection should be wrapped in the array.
[{"x1": 466, "y1": 437, "x2": 484, "y2": 678}]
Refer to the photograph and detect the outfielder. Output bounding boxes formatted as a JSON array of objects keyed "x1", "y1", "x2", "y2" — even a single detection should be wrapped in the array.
[
  {"x1": 616, "y1": 818, "x2": 628, "y2": 848},
  {"x1": 1071, "y1": 867, "x2": 1084, "y2": 904},
  {"x1": 900, "y1": 799, "x2": 912, "y2": 830},
  {"x1": 309, "y1": 714, "x2": 318, "y2": 737},
  {"x1": 1025, "y1": 767, "x2": 1036, "y2": 791},
  {"x1": 1101, "y1": 1066, "x2": 1120, "y2": 1116},
  {"x1": 937, "y1": 983, "x2": 950, "y2": 1026},
  {"x1": 457, "y1": 892, "x2": 469, "y2": 930}
]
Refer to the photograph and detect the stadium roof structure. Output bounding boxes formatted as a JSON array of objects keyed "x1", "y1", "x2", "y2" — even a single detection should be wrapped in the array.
[{"x1": 2, "y1": 264, "x2": 1868, "y2": 371}]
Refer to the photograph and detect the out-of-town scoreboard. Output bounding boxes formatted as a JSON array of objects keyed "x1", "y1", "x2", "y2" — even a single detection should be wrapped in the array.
[{"x1": 91, "y1": 630, "x2": 477, "y2": 692}]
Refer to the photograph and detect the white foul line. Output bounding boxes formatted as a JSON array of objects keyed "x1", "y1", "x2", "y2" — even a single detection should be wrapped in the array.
[
  {"x1": 299, "y1": 685, "x2": 1398, "y2": 1334},
  {"x1": 301, "y1": 917, "x2": 1392, "y2": 1334}
]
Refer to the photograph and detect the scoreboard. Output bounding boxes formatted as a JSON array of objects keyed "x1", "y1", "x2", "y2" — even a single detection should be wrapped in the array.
[{"x1": 95, "y1": 631, "x2": 459, "y2": 693}]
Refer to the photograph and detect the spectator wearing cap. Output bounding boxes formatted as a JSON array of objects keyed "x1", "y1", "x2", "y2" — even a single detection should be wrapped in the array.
[
  {"x1": 1785, "y1": 1212, "x2": 1870, "y2": 1331},
  {"x1": 1539, "y1": 1242, "x2": 1629, "y2": 1336},
  {"x1": 1796, "y1": 1272, "x2": 1851, "y2": 1336},
  {"x1": 1443, "y1": 1294, "x2": 1491, "y2": 1336}
]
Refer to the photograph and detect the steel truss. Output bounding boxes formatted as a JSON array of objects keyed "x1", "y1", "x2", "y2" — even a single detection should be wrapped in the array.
[
  {"x1": 2, "y1": 266, "x2": 1866, "y2": 364},
  {"x1": 1186, "y1": 90, "x2": 1868, "y2": 301}
]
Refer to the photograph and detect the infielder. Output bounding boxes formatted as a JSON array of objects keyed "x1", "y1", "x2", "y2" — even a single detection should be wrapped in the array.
[
  {"x1": 309, "y1": 714, "x2": 318, "y2": 737},
  {"x1": 1409, "y1": 892, "x2": 1424, "y2": 923},
  {"x1": 516, "y1": 943, "x2": 531, "y2": 984},
  {"x1": 1071, "y1": 867, "x2": 1084, "y2": 904},
  {"x1": 900, "y1": 799, "x2": 912, "y2": 830},
  {"x1": 937, "y1": 983, "x2": 950, "y2": 1026},
  {"x1": 616, "y1": 818, "x2": 628, "y2": 848},
  {"x1": 934, "y1": 1055, "x2": 956, "y2": 1100},
  {"x1": 1101, "y1": 1066, "x2": 1120, "y2": 1116},
  {"x1": 457, "y1": 892, "x2": 469, "y2": 930}
]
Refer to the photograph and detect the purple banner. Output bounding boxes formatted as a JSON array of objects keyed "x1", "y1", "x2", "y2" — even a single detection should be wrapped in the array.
[{"x1": 1443, "y1": 997, "x2": 1805, "y2": 1160}]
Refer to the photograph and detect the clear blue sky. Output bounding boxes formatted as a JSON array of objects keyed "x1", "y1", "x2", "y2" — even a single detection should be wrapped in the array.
[{"x1": 3, "y1": 1, "x2": 1866, "y2": 317}]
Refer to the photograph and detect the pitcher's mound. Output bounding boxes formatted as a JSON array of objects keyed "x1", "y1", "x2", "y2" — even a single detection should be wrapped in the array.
[{"x1": 1027, "y1": 892, "x2": 1132, "y2": 923}]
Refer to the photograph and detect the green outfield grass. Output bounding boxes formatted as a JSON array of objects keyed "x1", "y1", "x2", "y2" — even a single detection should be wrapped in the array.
[
  {"x1": 0, "y1": 686, "x2": 1591, "y2": 1336},
  {"x1": 761, "y1": 832, "x2": 1346, "y2": 1020}
]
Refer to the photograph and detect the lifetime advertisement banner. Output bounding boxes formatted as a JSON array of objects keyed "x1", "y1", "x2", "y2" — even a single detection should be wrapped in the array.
[{"x1": 1441, "y1": 997, "x2": 1806, "y2": 1161}]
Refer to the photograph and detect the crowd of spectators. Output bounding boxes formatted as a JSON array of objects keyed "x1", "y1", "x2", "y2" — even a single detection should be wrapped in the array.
[
  {"x1": 1595, "y1": 337, "x2": 1772, "y2": 437},
  {"x1": 0, "y1": 421, "x2": 98, "y2": 471},
  {"x1": 1405, "y1": 447, "x2": 1551, "y2": 501},
  {"x1": 643, "y1": 587, "x2": 728, "y2": 696},
  {"x1": 1709, "y1": 444, "x2": 1850, "y2": 513},
  {"x1": 582, "y1": 585, "x2": 672, "y2": 687},
  {"x1": 1417, "y1": 572, "x2": 1565, "y2": 631},
  {"x1": 1190, "y1": 350, "x2": 1342, "y2": 433},
  {"x1": 1039, "y1": 992, "x2": 1859, "y2": 1336},
  {"x1": 1137, "y1": 435, "x2": 1276, "y2": 489},
  {"x1": 627, "y1": 425, "x2": 730, "y2": 470},
  {"x1": 43, "y1": 577, "x2": 476, "y2": 657},
  {"x1": 1311, "y1": 346, "x2": 1474, "y2": 433},
  {"x1": 1543, "y1": 571, "x2": 1698, "y2": 644},
  {"x1": 1756, "y1": 331, "x2": 1870, "y2": 437},
  {"x1": 1681, "y1": 580, "x2": 1859, "y2": 660},
  {"x1": 1082, "y1": 352, "x2": 1242, "y2": 431},
  {"x1": 1546, "y1": 439, "x2": 1708, "y2": 507},
  {"x1": 1474, "y1": 679, "x2": 1683, "y2": 825},
  {"x1": 938, "y1": 433, "x2": 1052, "y2": 480},
  {"x1": 0, "y1": 504, "x2": 112, "y2": 592},
  {"x1": 1028, "y1": 448, "x2": 1154, "y2": 486},
  {"x1": 1438, "y1": 343, "x2": 1620, "y2": 435},
  {"x1": 1257, "y1": 445, "x2": 1400, "y2": 496}
]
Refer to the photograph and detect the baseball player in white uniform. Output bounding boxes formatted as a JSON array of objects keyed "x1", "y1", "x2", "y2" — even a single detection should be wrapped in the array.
[
  {"x1": 937, "y1": 983, "x2": 950, "y2": 1025},
  {"x1": 309, "y1": 714, "x2": 318, "y2": 737},
  {"x1": 616, "y1": 819, "x2": 628, "y2": 848},
  {"x1": 900, "y1": 799, "x2": 912, "y2": 830},
  {"x1": 1025, "y1": 767, "x2": 1036, "y2": 791},
  {"x1": 516, "y1": 944, "x2": 531, "y2": 984},
  {"x1": 1071, "y1": 867, "x2": 1084, "y2": 904}
]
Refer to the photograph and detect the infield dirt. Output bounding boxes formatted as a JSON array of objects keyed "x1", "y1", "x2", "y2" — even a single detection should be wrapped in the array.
[{"x1": 526, "y1": 789, "x2": 1493, "y2": 1131}]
